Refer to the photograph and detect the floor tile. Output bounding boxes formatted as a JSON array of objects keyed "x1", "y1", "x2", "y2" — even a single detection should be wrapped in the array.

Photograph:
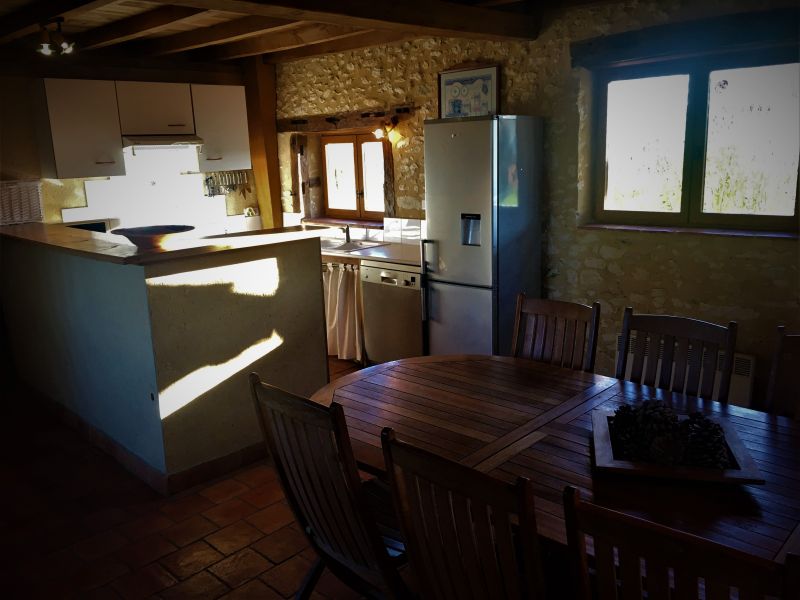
[
  {"x1": 203, "y1": 498, "x2": 258, "y2": 527},
  {"x1": 164, "y1": 514, "x2": 219, "y2": 547},
  {"x1": 116, "y1": 535, "x2": 177, "y2": 569},
  {"x1": 246, "y1": 502, "x2": 294, "y2": 535},
  {"x1": 237, "y1": 479, "x2": 284, "y2": 509},
  {"x1": 72, "y1": 529, "x2": 130, "y2": 560},
  {"x1": 219, "y1": 578, "x2": 283, "y2": 600},
  {"x1": 117, "y1": 513, "x2": 175, "y2": 542},
  {"x1": 111, "y1": 563, "x2": 177, "y2": 599},
  {"x1": 233, "y1": 465, "x2": 278, "y2": 489},
  {"x1": 260, "y1": 554, "x2": 314, "y2": 598},
  {"x1": 208, "y1": 548, "x2": 273, "y2": 588},
  {"x1": 199, "y1": 479, "x2": 250, "y2": 504},
  {"x1": 250, "y1": 525, "x2": 309, "y2": 564},
  {"x1": 159, "y1": 494, "x2": 217, "y2": 522},
  {"x1": 160, "y1": 541, "x2": 224, "y2": 580},
  {"x1": 159, "y1": 571, "x2": 229, "y2": 600},
  {"x1": 204, "y1": 521, "x2": 263, "y2": 555}
]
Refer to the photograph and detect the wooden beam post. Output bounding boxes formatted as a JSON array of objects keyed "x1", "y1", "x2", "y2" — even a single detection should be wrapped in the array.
[{"x1": 243, "y1": 57, "x2": 282, "y2": 229}]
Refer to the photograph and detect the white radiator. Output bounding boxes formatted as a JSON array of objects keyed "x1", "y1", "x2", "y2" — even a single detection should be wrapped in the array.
[
  {"x1": 616, "y1": 334, "x2": 755, "y2": 407},
  {"x1": 0, "y1": 180, "x2": 43, "y2": 225}
]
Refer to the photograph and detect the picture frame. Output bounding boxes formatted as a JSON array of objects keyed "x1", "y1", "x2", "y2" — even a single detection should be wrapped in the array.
[{"x1": 438, "y1": 64, "x2": 499, "y2": 119}]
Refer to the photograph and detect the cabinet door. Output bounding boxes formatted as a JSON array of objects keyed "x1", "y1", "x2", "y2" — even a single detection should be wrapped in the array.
[
  {"x1": 116, "y1": 81, "x2": 194, "y2": 135},
  {"x1": 192, "y1": 84, "x2": 251, "y2": 171},
  {"x1": 44, "y1": 79, "x2": 125, "y2": 178}
]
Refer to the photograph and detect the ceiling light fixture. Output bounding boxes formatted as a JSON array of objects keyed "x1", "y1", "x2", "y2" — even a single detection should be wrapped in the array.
[
  {"x1": 37, "y1": 17, "x2": 75, "y2": 56},
  {"x1": 373, "y1": 115, "x2": 401, "y2": 142}
]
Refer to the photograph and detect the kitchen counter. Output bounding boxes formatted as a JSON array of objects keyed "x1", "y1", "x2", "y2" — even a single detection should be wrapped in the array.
[
  {"x1": 0, "y1": 223, "x2": 330, "y2": 266},
  {"x1": 322, "y1": 242, "x2": 421, "y2": 267},
  {"x1": 0, "y1": 222, "x2": 328, "y2": 493}
]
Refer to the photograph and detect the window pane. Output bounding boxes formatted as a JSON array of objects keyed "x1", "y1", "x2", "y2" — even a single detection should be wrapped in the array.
[
  {"x1": 703, "y1": 63, "x2": 799, "y2": 216},
  {"x1": 604, "y1": 75, "x2": 689, "y2": 213},
  {"x1": 324, "y1": 142, "x2": 357, "y2": 210},
  {"x1": 361, "y1": 141, "x2": 385, "y2": 214}
]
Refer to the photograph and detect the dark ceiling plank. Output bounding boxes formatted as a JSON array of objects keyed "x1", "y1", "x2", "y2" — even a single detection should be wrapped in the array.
[
  {"x1": 76, "y1": 6, "x2": 206, "y2": 50},
  {"x1": 200, "y1": 22, "x2": 364, "y2": 60},
  {"x1": 136, "y1": 15, "x2": 298, "y2": 55},
  {"x1": 0, "y1": 0, "x2": 119, "y2": 42},
  {"x1": 153, "y1": 0, "x2": 538, "y2": 40},
  {"x1": 264, "y1": 29, "x2": 413, "y2": 63}
]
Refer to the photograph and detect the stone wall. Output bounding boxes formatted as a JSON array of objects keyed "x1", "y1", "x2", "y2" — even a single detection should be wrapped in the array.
[{"x1": 275, "y1": 0, "x2": 799, "y2": 396}]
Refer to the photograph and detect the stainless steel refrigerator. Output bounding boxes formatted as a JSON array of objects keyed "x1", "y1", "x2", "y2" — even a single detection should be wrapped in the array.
[{"x1": 422, "y1": 115, "x2": 542, "y2": 356}]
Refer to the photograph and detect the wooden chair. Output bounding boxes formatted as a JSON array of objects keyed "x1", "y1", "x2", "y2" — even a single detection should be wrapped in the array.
[
  {"x1": 615, "y1": 307, "x2": 737, "y2": 402},
  {"x1": 249, "y1": 373, "x2": 409, "y2": 600},
  {"x1": 381, "y1": 427, "x2": 547, "y2": 600},
  {"x1": 511, "y1": 294, "x2": 601, "y2": 372},
  {"x1": 766, "y1": 325, "x2": 800, "y2": 419},
  {"x1": 563, "y1": 486, "x2": 799, "y2": 600}
]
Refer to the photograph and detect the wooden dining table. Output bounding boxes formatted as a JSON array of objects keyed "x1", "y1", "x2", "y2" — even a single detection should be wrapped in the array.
[{"x1": 310, "y1": 355, "x2": 800, "y2": 564}]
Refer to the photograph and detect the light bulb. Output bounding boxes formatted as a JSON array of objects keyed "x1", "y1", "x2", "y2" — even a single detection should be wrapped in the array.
[
  {"x1": 60, "y1": 42, "x2": 75, "y2": 54},
  {"x1": 37, "y1": 43, "x2": 53, "y2": 56},
  {"x1": 373, "y1": 127, "x2": 385, "y2": 139}
]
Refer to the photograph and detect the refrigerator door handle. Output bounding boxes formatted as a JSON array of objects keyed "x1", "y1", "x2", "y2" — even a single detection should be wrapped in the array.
[{"x1": 421, "y1": 238, "x2": 436, "y2": 277}]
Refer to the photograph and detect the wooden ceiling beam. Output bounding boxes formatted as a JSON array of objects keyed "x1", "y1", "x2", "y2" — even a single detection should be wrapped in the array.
[
  {"x1": 76, "y1": 6, "x2": 206, "y2": 50},
  {"x1": 264, "y1": 29, "x2": 413, "y2": 63},
  {"x1": 0, "y1": 0, "x2": 120, "y2": 42},
  {"x1": 136, "y1": 15, "x2": 298, "y2": 55},
  {"x1": 153, "y1": 0, "x2": 539, "y2": 40},
  {"x1": 199, "y1": 22, "x2": 364, "y2": 61}
]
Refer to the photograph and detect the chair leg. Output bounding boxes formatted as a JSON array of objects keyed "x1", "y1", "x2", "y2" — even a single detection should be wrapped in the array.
[{"x1": 295, "y1": 557, "x2": 325, "y2": 600}]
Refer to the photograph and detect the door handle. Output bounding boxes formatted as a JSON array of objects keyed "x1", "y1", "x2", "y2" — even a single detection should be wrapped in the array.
[
  {"x1": 167, "y1": 123, "x2": 187, "y2": 127},
  {"x1": 94, "y1": 160, "x2": 116, "y2": 165}
]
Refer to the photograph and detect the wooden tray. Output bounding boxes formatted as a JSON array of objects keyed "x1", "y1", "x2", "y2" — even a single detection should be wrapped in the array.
[{"x1": 591, "y1": 408, "x2": 765, "y2": 484}]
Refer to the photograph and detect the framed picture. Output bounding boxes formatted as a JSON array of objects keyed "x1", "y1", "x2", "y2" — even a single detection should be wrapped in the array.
[{"x1": 438, "y1": 64, "x2": 499, "y2": 119}]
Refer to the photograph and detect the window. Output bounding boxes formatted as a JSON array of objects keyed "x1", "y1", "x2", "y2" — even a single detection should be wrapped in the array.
[
  {"x1": 592, "y1": 51, "x2": 799, "y2": 232},
  {"x1": 321, "y1": 134, "x2": 389, "y2": 221}
]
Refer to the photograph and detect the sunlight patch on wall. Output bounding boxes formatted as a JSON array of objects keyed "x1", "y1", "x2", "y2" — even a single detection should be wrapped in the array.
[
  {"x1": 147, "y1": 257, "x2": 280, "y2": 297},
  {"x1": 159, "y1": 330, "x2": 284, "y2": 419}
]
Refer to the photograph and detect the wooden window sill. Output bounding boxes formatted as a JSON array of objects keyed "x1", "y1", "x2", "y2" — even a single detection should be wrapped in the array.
[
  {"x1": 579, "y1": 223, "x2": 798, "y2": 240},
  {"x1": 302, "y1": 216, "x2": 384, "y2": 229}
]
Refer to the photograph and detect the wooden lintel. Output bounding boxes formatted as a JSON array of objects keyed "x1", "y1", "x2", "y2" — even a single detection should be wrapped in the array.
[
  {"x1": 153, "y1": 0, "x2": 539, "y2": 41},
  {"x1": 134, "y1": 15, "x2": 299, "y2": 55},
  {"x1": 277, "y1": 105, "x2": 416, "y2": 134},
  {"x1": 76, "y1": 6, "x2": 206, "y2": 50},
  {"x1": 0, "y1": 0, "x2": 119, "y2": 42},
  {"x1": 199, "y1": 22, "x2": 364, "y2": 61},
  {"x1": 243, "y1": 58, "x2": 282, "y2": 228},
  {"x1": 264, "y1": 29, "x2": 414, "y2": 63}
]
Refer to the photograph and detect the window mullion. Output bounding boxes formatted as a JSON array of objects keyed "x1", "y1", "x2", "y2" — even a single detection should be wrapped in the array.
[
  {"x1": 680, "y1": 68, "x2": 710, "y2": 226},
  {"x1": 354, "y1": 136, "x2": 365, "y2": 218}
]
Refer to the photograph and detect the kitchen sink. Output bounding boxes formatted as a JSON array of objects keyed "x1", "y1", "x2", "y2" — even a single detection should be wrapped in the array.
[{"x1": 319, "y1": 239, "x2": 388, "y2": 253}]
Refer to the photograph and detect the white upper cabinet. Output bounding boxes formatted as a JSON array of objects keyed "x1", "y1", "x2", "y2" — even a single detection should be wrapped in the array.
[
  {"x1": 43, "y1": 79, "x2": 125, "y2": 179},
  {"x1": 116, "y1": 81, "x2": 194, "y2": 135},
  {"x1": 192, "y1": 84, "x2": 252, "y2": 172}
]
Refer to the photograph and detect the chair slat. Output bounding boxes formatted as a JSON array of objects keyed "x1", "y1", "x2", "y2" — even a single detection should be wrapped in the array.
[
  {"x1": 533, "y1": 314, "x2": 547, "y2": 361},
  {"x1": 630, "y1": 331, "x2": 648, "y2": 384},
  {"x1": 684, "y1": 340, "x2": 704, "y2": 396},
  {"x1": 552, "y1": 317, "x2": 567, "y2": 368},
  {"x1": 642, "y1": 333, "x2": 661, "y2": 387},
  {"x1": 494, "y1": 512, "x2": 522, "y2": 599},
  {"x1": 431, "y1": 484, "x2": 474, "y2": 600},
  {"x1": 594, "y1": 537, "x2": 618, "y2": 599},
  {"x1": 450, "y1": 491, "x2": 489, "y2": 599},
  {"x1": 672, "y1": 337, "x2": 689, "y2": 392},
  {"x1": 700, "y1": 342, "x2": 719, "y2": 399},
  {"x1": 658, "y1": 335, "x2": 676, "y2": 389},
  {"x1": 572, "y1": 320, "x2": 587, "y2": 370},
  {"x1": 617, "y1": 544, "x2": 642, "y2": 600},
  {"x1": 643, "y1": 558, "x2": 670, "y2": 600}
]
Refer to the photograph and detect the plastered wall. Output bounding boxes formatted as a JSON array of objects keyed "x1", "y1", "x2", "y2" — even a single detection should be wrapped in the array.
[{"x1": 275, "y1": 0, "x2": 800, "y2": 393}]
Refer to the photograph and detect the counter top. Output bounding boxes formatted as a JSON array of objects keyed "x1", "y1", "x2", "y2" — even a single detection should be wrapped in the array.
[
  {"x1": 0, "y1": 223, "x2": 330, "y2": 266},
  {"x1": 349, "y1": 242, "x2": 421, "y2": 266}
]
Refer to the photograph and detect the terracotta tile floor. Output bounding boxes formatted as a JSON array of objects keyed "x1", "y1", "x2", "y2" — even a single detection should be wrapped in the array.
[{"x1": 0, "y1": 358, "x2": 364, "y2": 599}]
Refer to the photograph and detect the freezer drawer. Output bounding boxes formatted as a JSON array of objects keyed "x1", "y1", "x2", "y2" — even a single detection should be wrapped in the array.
[
  {"x1": 360, "y1": 262, "x2": 423, "y2": 364},
  {"x1": 427, "y1": 280, "x2": 493, "y2": 356}
]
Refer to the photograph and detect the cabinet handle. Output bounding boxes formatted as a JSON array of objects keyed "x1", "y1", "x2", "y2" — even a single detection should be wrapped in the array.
[
  {"x1": 94, "y1": 160, "x2": 116, "y2": 165},
  {"x1": 167, "y1": 123, "x2": 187, "y2": 127},
  {"x1": 205, "y1": 157, "x2": 223, "y2": 161}
]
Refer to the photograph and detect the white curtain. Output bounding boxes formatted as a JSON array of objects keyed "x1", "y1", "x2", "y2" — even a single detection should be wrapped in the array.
[{"x1": 322, "y1": 263, "x2": 364, "y2": 362}]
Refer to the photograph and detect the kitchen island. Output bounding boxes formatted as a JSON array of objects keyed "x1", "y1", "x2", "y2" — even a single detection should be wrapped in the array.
[{"x1": 0, "y1": 223, "x2": 329, "y2": 493}]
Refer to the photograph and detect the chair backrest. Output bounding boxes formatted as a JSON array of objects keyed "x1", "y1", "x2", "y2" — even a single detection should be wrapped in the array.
[
  {"x1": 563, "y1": 486, "x2": 799, "y2": 600},
  {"x1": 381, "y1": 427, "x2": 546, "y2": 600},
  {"x1": 615, "y1": 307, "x2": 737, "y2": 402},
  {"x1": 249, "y1": 373, "x2": 400, "y2": 594},
  {"x1": 511, "y1": 294, "x2": 601, "y2": 372},
  {"x1": 766, "y1": 325, "x2": 800, "y2": 419}
]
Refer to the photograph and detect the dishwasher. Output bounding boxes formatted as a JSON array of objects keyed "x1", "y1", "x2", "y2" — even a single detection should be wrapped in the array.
[{"x1": 360, "y1": 260, "x2": 424, "y2": 364}]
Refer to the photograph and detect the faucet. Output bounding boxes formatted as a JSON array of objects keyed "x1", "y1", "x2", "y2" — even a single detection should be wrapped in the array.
[{"x1": 341, "y1": 224, "x2": 351, "y2": 243}]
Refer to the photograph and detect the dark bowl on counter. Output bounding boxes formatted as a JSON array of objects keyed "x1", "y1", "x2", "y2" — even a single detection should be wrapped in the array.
[{"x1": 111, "y1": 225, "x2": 195, "y2": 249}]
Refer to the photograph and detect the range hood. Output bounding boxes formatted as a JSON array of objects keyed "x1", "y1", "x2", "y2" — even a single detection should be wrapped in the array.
[{"x1": 122, "y1": 134, "x2": 204, "y2": 147}]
